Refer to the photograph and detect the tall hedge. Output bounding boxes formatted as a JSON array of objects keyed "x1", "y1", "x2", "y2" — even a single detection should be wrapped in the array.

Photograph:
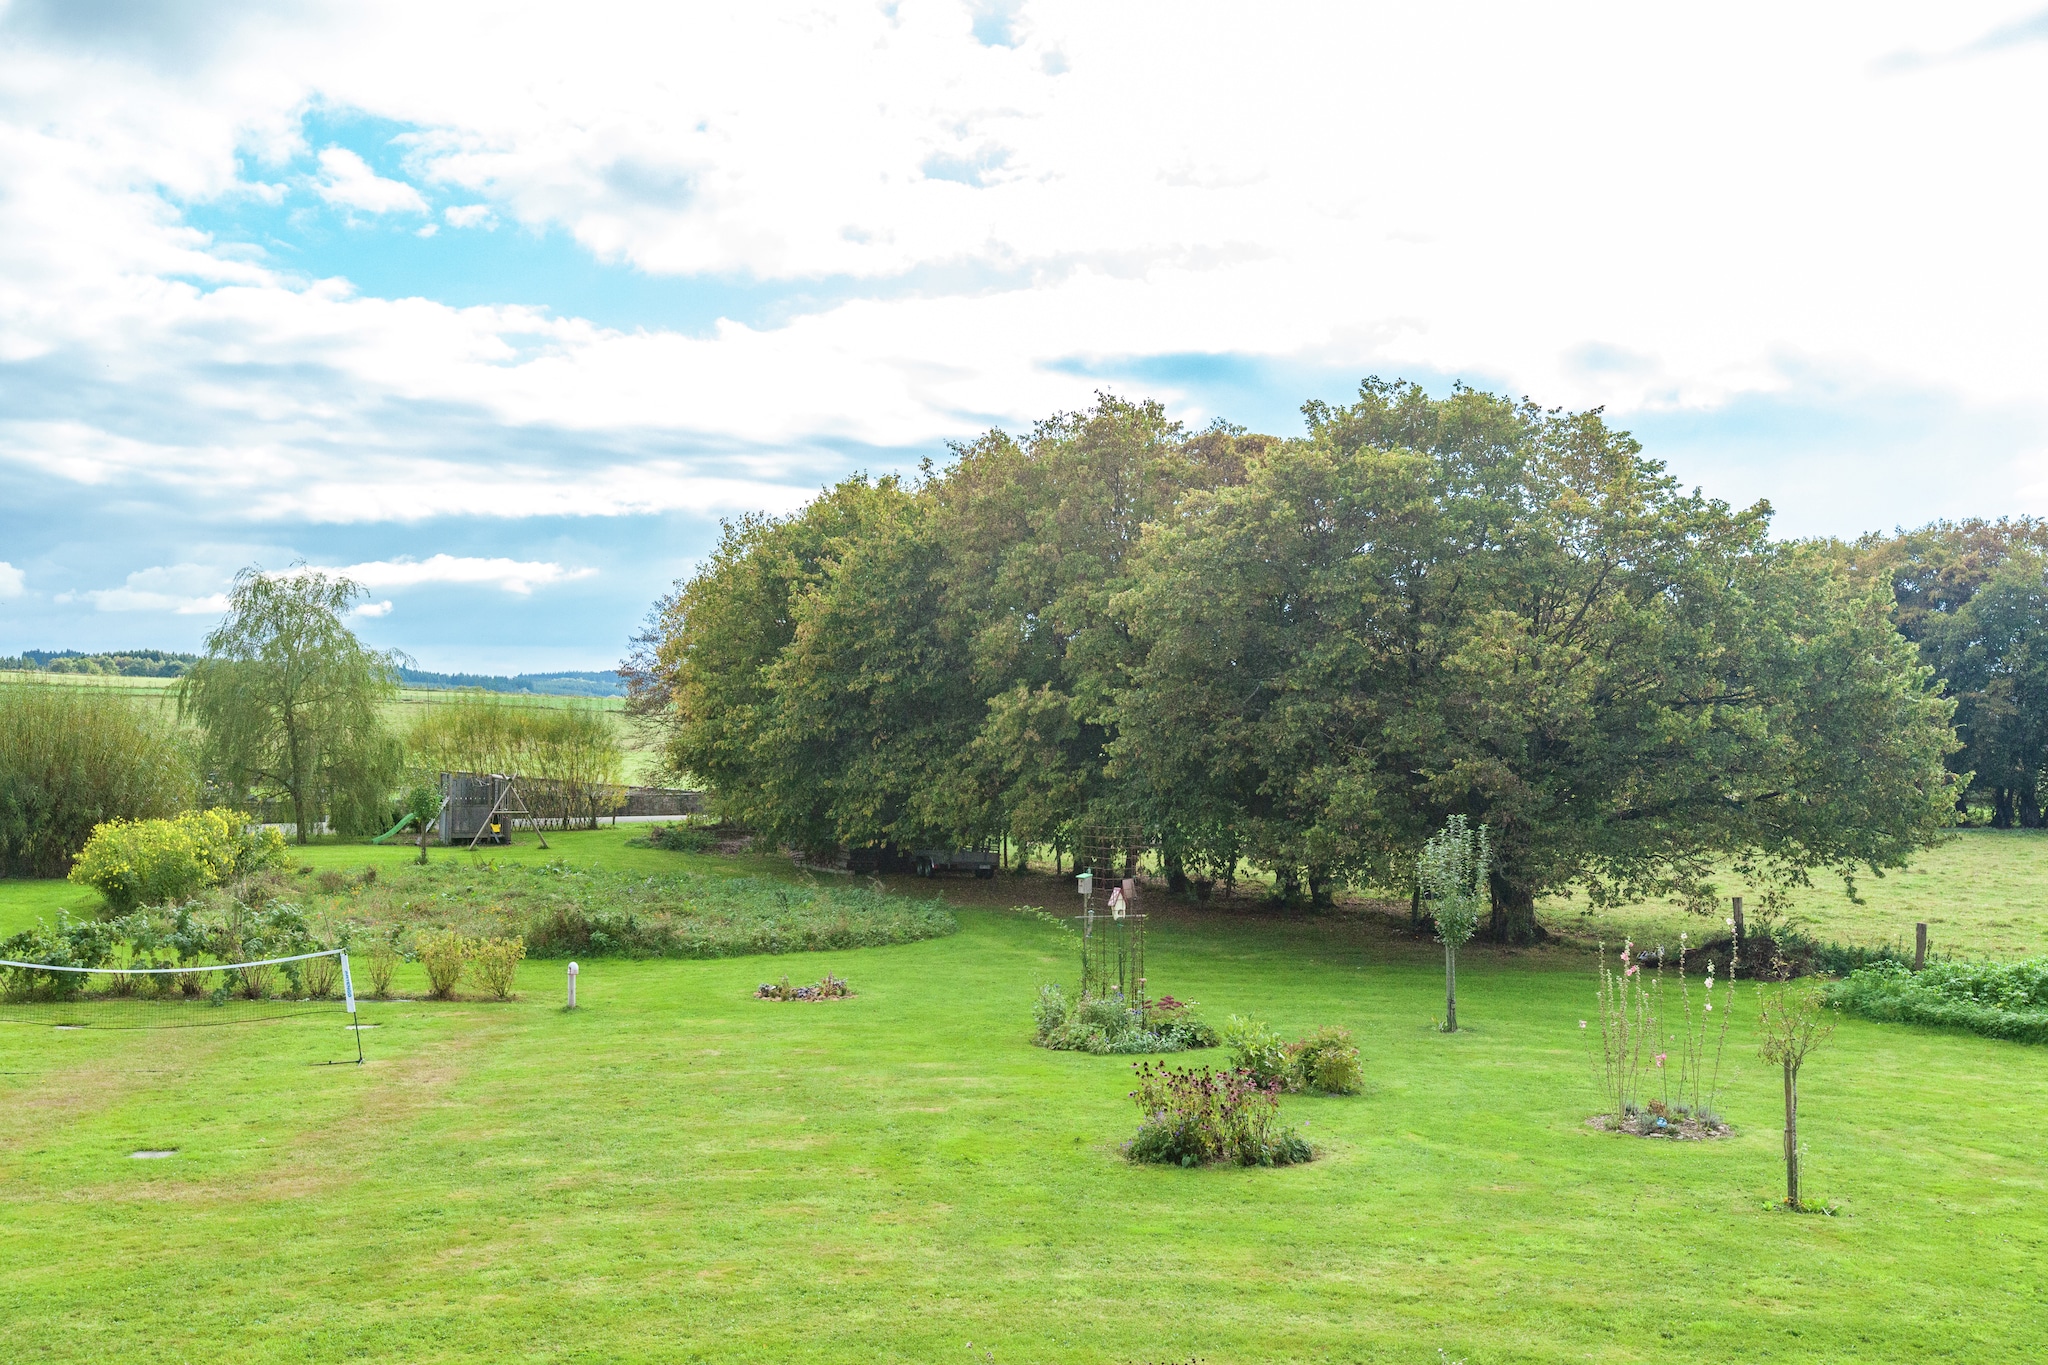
[{"x1": 0, "y1": 682, "x2": 196, "y2": 877}]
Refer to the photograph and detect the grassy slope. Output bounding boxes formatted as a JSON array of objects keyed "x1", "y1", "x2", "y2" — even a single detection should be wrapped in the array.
[
  {"x1": 0, "y1": 843, "x2": 2045, "y2": 1360},
  {"x1": 0, "y1": 828, "x2": 750, "y2": 938}
]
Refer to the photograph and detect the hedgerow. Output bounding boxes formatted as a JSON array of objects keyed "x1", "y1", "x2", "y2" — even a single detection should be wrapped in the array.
[{"x1": 1826, "y1": 958, "x2": 2048, "y2": 1045}]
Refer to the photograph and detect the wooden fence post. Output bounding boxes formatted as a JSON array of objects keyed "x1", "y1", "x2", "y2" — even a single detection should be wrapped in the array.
[{"x1": 1915, "y1": 922, "x2": 1928, "y2": 972}]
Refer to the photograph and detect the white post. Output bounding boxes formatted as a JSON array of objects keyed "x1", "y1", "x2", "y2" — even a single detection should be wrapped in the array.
[
  {"x1": 341, "y1": 951, "x2": 356, "y2": 1016},
  {"x1": 566, "y1": 961, "x2": 579, "y2": 1010}
]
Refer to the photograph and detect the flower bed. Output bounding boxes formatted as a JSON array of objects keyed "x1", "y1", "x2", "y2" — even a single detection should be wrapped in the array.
[{"x1": 756, "y1": 973, "x2": 852, "y2": 1002}]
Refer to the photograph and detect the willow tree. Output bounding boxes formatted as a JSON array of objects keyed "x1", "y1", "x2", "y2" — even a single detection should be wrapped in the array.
[
  {"x1": 1116, "y1": 379, "x2": 1960, "y2": 941},
  {"x1": 180, "y1": 567, "x2": 401, "y2": 843},
  {"x1": 0, "y1": 681, "x2": 196, "y2": 877}
]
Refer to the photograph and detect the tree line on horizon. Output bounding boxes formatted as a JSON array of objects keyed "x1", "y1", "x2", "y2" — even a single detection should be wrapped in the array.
[{"x1": 625, "y1": 379, "x2": 1998, "y2": 943}]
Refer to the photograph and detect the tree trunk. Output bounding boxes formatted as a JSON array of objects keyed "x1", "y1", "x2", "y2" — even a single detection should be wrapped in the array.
[
  {"x1": 1410, "y1": 880, "x2": 1425, "y2": 932},
  {"x1": 2023, "y1": 782, "x2": 2042, "y2": 830},
  {"x1": 1484, "y1": 871, "x2": 1545, "y2": 945},
  {"x1": 285, "y1": 712, "x2": 310, "y2": 845},
  {"x1": 1307, "y1": 867, "x2": 1333, "y2": 908},
  {"x1": 1783, "y1": 1058, "x2": 1800, "y2": 1209},
  {"x1": 1444, "y1": 943, "x2": 1458, "y2": 1032},
  {"x1": 1993, "y1": 787, "x2": 2014, "y2": 829}
]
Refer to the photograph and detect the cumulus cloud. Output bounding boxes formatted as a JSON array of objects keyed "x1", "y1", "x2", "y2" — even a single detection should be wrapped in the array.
[
  {"x1": 321, "y1": 555, "x2": 595, "y2": 595},
  {"x1": 72, "y1": 555, "x2": 590, "y2": 620},
  {"x1": 76, "y1": 564, "x2": 233, "y2": 615},
  {"x1": 313, "y1": 146, "x2": 428, "y2": 215},
  {"x1": 0, "y1": 0, "x2": 2045, "y2": 588},
  {"x1": 0, "y1": 561, "x2": 24, "y2": 598}
]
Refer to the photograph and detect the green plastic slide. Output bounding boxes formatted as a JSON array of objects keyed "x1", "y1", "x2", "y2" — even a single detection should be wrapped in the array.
[{"x1": 369, "y1": 813, "x2": 418, "y2": 845}]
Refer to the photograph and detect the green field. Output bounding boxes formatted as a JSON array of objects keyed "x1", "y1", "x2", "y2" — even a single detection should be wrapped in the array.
[
  {"x1": 0, "y1": 669, "x2": 668, "y2": 786},
  {"x1": 1, "y1": 832, "x2": 2045, "y2": 1361},
  {"x1": 1537, "y1": 829, "x2": 2048, "y2": 961}
]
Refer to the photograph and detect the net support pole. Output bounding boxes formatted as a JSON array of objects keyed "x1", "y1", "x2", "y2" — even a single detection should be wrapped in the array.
[{"x1": 341, "y1": 951, "x2": 362, "y2": 1064}]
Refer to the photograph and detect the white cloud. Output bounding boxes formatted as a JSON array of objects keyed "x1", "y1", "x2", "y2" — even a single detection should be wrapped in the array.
[
  {"x1": 76, "y1": 564, "x2": 232, "y2": 615},
  {"x1": 73, "y1": 556, "x2": 588, "y2": 619},
  {"x1": 321, "y1": 555, "x2": 594, "y2": 595},
  {"x1": 0, "y1": 561, "x2": 24, "y2": 598},
  {"x1": 0, "y1": 0, "x2": 2044, "y2": 551},
  {"x1": 313, "y1": 146, "x2": 428, "y2": 215}
]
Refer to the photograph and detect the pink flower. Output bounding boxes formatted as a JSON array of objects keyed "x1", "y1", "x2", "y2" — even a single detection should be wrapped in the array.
[{"x1": 1654, "y1": 1053, "x2": 1666, "y2": 1067}]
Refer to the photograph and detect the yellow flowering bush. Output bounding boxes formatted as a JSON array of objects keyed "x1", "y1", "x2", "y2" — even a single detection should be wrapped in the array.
[
  {"x1": 471, "y1": 934, "x2": 526, "y2": 1000},
  {"x1": 414, "y1": 929, "x2": 474, "y2": 999},
  {"x1": 68, "y1": 808, "x2": 288, "y2": 913}
]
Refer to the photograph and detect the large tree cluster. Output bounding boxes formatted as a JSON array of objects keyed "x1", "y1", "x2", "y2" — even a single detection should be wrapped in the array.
[
  {"x1": 1851, "y1": 519, "x2": 2048, "y2": 828},
  {"x1": 630, "y1": 382, "x2": 1960, "y2": 941}
]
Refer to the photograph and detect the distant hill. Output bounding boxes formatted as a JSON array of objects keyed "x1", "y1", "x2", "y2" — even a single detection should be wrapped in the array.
[
  {"x1": 1, "y1": 650, "x2": 623, "y2": 697},
  {"x1": 396, "y1": 667, "x2": 625, "y2": 698},
  {"x1": 0, "y1": 648, "x2": 200, "y2": 677}
]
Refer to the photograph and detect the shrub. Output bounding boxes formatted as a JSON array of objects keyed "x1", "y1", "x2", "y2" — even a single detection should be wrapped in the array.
[
  {"x1": 1225, "y1": 1016, "x2": 1363, "y2": 1093},
  {"x1": 69, "y1": 809, "x2": 287, "y2": 913},
  {"x1": 1827, "y1": 958, "x2": 2048, "y2": 1045},
  {"x1": 415, "y1": 929, "x2": 473, "y2": 999},
  {"x1": 303, "y1": 950, "x2": 341, "y2": 1000},
  {"x1": 1125, "y1": 1061, "x2": 1315, "y2": 1167},
  {"x1": 1289, "y1": 1026, "x2": 1364, "y2": 1095},
  {"x1": 0, "y1": 681, "x2": 196, "y2": 878},
  {"x1": 471, "y1": 936, "x2": 526, "y2": 1000},
  {"x1": 1035, "y1": 982, "x2": 1070, "y2": 1036},
  {"x1": 1223, "y1": 1014, "x2": 1291, "y2": 1087},
  {"x1": 626, "y1": 822, "x2": 712, "y2": 853},
  {"x1": 1144, "y1": 996, "x2": 1221, "y2": 1049},
  {"x1": 367, "y1": 933, "x2": 402, "y2": 999},
  {"x1": 0, "y1": 913, "x2": 121, "y2": 999}
]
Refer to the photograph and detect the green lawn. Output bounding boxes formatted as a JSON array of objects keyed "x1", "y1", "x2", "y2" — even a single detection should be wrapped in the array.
[
  {"x1": 1539, "y1": 827, "x2": 2048, "y2": 961},
  {"x1": 1, "y1": 839, "x2": 2044, "y2": 1361}
]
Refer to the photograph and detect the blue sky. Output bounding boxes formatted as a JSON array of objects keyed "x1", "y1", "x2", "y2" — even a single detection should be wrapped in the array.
[{"x1": 3, "y1": 1, "x2": 2048, "y2": 670}]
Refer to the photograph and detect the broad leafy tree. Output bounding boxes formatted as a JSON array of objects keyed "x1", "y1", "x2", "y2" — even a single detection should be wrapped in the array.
[
  {"x1": 1854, "y1": 521, "x2": 2048, "y2": 826},
  {"x1": 180, "y1": 567, "x2": 401, "y2": 843},
  {"x1": 632, "y1": 381, "x2": 1959, "y2": 937},
  {"x1": 1115, "y1": 381, "x2": 1959, "y2": 940}
]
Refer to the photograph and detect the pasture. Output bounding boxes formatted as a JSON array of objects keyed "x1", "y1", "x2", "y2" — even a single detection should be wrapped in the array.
[
  {"x1": 0, "y1": 832, "x2": 2044, "y2": 1361},
  {"x1": 0, "y1": 669, "x2": 667, "y2": 786}
]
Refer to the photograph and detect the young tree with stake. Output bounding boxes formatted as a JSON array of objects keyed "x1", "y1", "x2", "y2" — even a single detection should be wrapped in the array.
[
  {"x1": 1757, "y1": 984, "x2": 1835, "y2": 1210},
  {"x1": 1419, "y1": 815, "x2": 1489, "y2": 1032}
]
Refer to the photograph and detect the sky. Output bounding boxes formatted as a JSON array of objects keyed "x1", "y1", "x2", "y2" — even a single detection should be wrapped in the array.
[{"x1": 2, "y1": 1, "x2": 2047, "y2": 671}]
